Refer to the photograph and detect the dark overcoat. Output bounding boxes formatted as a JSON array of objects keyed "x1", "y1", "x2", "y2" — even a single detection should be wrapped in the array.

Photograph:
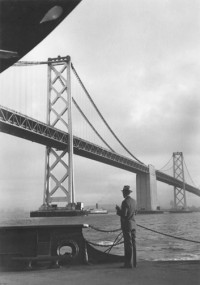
[{"x1": 117, "y1": 196, "x2": 136, "y2": 231}]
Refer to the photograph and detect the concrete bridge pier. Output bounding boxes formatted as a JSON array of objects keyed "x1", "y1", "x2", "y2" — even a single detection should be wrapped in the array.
[{"x1": 136, "y1": 165, "x2": 161, "y2": 213}]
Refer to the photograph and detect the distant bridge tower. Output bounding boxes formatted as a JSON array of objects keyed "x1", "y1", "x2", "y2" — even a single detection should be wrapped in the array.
[
  {"x1": 42, "y1": 56, "x2": 75, "y2": 210},
  {"x1": 173, "y1": 152, "x2": 187, "y2": 209}
]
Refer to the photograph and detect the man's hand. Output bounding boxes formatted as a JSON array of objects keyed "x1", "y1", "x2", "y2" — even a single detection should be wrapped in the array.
[
  {"x1": 116, "y1": 205, "x2": 121, "y2": 216},
  {"x1": 116, "y1": 205, "x2": 120, "y2": 211}
]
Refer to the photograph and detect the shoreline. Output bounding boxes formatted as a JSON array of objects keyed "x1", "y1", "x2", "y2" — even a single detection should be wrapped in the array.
[{"x1": 1, "y1": 260, "x2": 200, "y2": 285}]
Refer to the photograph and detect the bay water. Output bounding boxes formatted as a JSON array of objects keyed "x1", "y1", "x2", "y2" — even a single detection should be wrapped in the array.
[{"x1": 1, "y1": 211, "x2": 200, "y2": 261}]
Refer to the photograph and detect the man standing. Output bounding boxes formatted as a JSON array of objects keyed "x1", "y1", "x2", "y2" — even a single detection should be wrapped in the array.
[{"x1": 116, "y1": 185, "x2": 136, "y2": 268}]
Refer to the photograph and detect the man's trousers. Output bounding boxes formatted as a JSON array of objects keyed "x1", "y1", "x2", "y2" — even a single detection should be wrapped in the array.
[{"x1": 122, "y1": 229, "x2": 136, "y2": 268}]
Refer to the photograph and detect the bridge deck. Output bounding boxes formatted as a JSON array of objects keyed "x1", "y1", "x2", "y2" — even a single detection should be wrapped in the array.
[{"x1": 0, "y1": 105, "x2": 200, "y2": 197}]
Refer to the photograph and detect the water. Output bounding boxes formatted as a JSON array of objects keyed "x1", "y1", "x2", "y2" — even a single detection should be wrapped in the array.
[{"x1": 1, "y1": 212, "x2": 200, "y2": 261}]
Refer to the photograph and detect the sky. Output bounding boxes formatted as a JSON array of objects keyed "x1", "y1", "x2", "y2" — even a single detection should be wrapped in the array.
[{"x1": 0, "y1": 0, "x2": 200, "y2": 212}]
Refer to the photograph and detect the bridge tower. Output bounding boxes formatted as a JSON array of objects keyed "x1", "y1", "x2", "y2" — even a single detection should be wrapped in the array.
[
  {"x1": 173, "y1": 152, "x2": 187, "y2": 210},
  {"x1": 136, "y1": 165, "x2": 159, "y2": 212},
  {"x1": 41, "y1": 56, "x2": 76, "y2": 211}
]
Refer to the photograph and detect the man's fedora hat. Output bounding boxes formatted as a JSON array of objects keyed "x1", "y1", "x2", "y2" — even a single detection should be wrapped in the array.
[{"x1": 121, "y1": 185, "x2": 132, "y2": 193}]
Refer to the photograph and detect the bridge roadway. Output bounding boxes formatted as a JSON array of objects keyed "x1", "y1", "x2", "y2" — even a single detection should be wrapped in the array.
[{"x1": 0, "y1": 105, "x2": 200, "y2": 197}]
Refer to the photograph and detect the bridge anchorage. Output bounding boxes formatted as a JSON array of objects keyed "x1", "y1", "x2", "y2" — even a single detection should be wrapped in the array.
[{"x1": 31, "y1": 56, "x2": 86, "y2": 217}]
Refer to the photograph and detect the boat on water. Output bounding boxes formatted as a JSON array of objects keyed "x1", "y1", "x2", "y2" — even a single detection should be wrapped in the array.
[
  {"x1": 88, "y1": 208, "x2": 108, "y2": 214},
  {"x1": 87, "y1": 203, "x2": 108, "y2": 214}
]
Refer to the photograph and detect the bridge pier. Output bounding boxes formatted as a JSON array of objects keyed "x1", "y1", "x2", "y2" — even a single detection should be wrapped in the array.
[{"x1": 136, "y1": 165, "x2": 161, "y2": 213}]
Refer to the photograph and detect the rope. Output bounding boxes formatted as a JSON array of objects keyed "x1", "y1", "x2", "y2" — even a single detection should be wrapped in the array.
[
  {"x1": 89, "y1": 224, "x2": 200, "y2": 244},
  {"x1": 71, "y1": 63, "x2": 145, "y2": 165},
  {"x1": 137, "y1": 224, "x2": 200, "y2": 244},
  {"x1": 86, "y1": 239, "x2": 124, "y2": 248},
  {"x1": 85, "y1": 223, "x2": 200, "y2": 257},
  {"x1": 89, "y1": 225, "x2": 121, "y2": 233},
  {"x1": 87, "y1": 225, "x2": 124, "y2": 252},
  {"x1": 86, "y1": 240, "x2": 111, "y2": 247},
  {"x1": 104, "y1": 232, "x2": 123, "y2": 254}
]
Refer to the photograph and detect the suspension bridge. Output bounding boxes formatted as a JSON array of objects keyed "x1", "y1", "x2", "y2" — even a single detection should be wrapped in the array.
[{"x1": 0, "y1": 55, "x2": 199, "y2": 216}]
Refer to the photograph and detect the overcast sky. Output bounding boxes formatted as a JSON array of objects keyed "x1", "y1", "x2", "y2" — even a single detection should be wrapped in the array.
[{"x1": 0, "y1": 0, "x2": 200, "y2": 212}]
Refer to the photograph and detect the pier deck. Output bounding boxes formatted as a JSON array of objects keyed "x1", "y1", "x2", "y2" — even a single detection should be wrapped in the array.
[{"x1": 1, "y1": 260, "x2": 200, "y2": 285}]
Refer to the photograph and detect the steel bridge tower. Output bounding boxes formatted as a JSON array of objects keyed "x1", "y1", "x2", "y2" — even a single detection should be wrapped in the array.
[
  {"x1": 42, "y1": 56, "x2": 76, "y2": 210},
  {"x1": 173, "y1": 152, "x2": 187, "y2": 210}
]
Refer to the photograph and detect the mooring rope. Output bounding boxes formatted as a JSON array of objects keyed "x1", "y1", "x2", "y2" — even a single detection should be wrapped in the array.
[
  {"x1": 89, "y1": 225, "x2": 121, "y2": 233},
  {"x1": 104, "y1": 232, "x2": 124, "y2": 254},
  {"x1": 89, "y1": 224, "x2": 200, "y2": 245},
  {"x1": 86, "y1": 239, "x2": 124, "y2": 248},
  {"x1": 137, "y1": 224, "x2": 200, "y2": 244}
]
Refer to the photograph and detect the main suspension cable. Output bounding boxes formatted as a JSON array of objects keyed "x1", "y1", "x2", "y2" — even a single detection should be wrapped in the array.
[
  {"x1": 71, "y1": 63, "x2": 144, "y2": 165},
  {"x1": 183, "y1": 158, "x2": 198, "y2": 188},
  {"x1": 14, "y1": 61, "x2": 49, "y2": 66},
  {"x1": 158, "y1": 155, "x2": 173, "y2": 171},
  {"x1": 15, "y1": 60, "x2": 144, "y2": 164},
  {"x1": 160, "y1": 166, "x2": 173, "y2": 173},
  {"x1": 72, "y1": 98, "x2": 116, "y2": 152}
]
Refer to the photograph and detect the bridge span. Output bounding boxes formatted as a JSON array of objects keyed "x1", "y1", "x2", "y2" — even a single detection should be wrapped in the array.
[{"x1": 1, "y1": 105, "x2": 200, "y2": 198}]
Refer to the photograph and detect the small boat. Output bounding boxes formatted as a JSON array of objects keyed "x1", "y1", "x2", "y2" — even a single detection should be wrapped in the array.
[
  {"x1": 88, "y1": 203, "x2": 108, "y2": 214},
  {"x1": 88, "y1": 209, "x2": 108, "y2": 214}
]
